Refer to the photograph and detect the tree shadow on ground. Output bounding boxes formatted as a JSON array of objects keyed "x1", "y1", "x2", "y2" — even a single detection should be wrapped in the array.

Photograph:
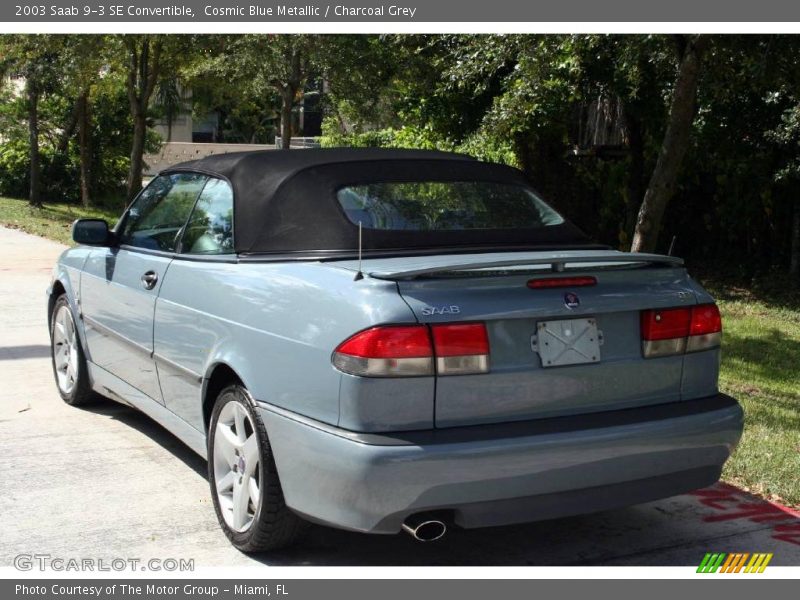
[
  {"x1": 697, "y1": 273, "x2": 800, "y2": 313},
  {"x1": 0, "y1": 344, "x2": 51, "y2": 360},
  {"x1": 722, "y1": 326, "x2": 800, "y2": 383}
]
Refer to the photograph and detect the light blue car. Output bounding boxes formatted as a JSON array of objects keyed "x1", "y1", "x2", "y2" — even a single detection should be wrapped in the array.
[{"x1": 48, "y1": 149, "x2": 743, "y2": 551}]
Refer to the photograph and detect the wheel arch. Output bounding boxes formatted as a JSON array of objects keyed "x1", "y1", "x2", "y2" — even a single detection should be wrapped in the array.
[
  {"x1": 202, "y1": 362, "x2": 245, "y2": 434},
  {"x1": 47, "y1": 274, "x2": 89, "y2": 357},
  {"x1": 47, "y1": 279, "x2": 67, "y2": 329}
]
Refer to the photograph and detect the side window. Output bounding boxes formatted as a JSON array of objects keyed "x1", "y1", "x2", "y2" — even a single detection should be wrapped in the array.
[
  {"x1": 180, "y1": 178, "x2": 234, "y2": 255},
  {"x1": 119, "y1": 173, "x2": 208, "y2": 252}
]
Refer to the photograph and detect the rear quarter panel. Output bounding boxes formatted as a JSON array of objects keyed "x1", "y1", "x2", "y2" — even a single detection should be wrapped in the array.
[
  {"x1": 682, "y1": 275, "x2": 722, "y2": 398},
  {"x1": 153, "y1": 260, "x2": 420, "y2": 430}
]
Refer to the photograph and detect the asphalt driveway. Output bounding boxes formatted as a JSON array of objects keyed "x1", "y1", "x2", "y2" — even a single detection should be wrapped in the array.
[{"x1": 1, "y1": 225, "x2": 798, "y2": 567}]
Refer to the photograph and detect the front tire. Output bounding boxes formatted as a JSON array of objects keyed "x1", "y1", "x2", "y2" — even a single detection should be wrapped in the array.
[
  {"x1": 208, "y1": 384, "x2": 305, "y2": 552},
  {"x1": 50, "y1": 295, "x2": 95, "y2": 406}
]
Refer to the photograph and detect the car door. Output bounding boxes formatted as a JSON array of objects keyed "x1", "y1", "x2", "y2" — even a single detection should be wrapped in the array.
[
  {"x1": 154, "y1": 177, "x2": 235, "y2": 429},
  {"x1": 81, "y1": 172, "x2": 208, "y2": 403}
]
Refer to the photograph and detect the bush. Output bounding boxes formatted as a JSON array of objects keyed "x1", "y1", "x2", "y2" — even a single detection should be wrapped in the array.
[
  {"x1": 319, "y1": 117, "x2": 518, "y2": 167},
  {"x1": 0, "y1": 135, "x2": 133, "y2": 206},
  {"x1": 0, "y1": 138, "x2": 81, "y2": 201},
  {"x1": 0, "y1": 139, "x2": 31, "y2": 198}
]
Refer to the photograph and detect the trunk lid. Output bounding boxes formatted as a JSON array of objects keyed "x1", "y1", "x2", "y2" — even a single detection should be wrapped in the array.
[{"x1": 335, "y1": 250, "x2": 701, "y2": 428}]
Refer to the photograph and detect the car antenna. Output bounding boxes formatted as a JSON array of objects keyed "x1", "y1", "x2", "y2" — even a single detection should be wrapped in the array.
[
  {"x1": 667, "y1": 235, "x2": 677, "y2": 257},
  {"x1": 354, "y1": 221, "x2": 364, "y2": 281}
]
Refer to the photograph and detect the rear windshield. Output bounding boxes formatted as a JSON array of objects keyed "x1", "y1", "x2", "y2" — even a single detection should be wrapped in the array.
[{"x1": 336, "y1": 181, "x2": 564, "y2": 231}]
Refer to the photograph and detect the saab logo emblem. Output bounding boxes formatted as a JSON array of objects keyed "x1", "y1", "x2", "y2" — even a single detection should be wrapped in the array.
[
  {"x1": 564, "y1": 292, "x2": 580, "y2": 309},
  {"x1": 696, "y1": 552, "x2": 773, "y2": 573}
]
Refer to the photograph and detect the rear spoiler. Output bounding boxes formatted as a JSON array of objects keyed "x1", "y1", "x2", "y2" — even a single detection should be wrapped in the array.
[{"x1": 369, "y1": 251, "x2": 684, "y2": 280}]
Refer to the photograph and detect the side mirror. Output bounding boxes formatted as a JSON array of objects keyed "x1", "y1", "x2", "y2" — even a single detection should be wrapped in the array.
[{"x1": 72, "y1": 219, "x2": 113, "y2": 247}]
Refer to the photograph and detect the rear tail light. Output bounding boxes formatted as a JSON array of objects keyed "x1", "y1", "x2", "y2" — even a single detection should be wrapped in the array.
[
  {"x1": 333, "y1": 325, "x2": 434, "y2": 377},
  {"x1": 687, "y1": 303, "x2": 723, "y2": 352},
  {"x1": 640, "y1": 304, "x2": 721, "y2": 358},
  {"x1": 431, "y1": 323, "x2": 490, "y2": 376},
  {"x1": 640, "y1": 307, "x2": 691, "y2": 357},
  {"x1": 333, "y1": 323, "x2": 490, "y2": 377}
]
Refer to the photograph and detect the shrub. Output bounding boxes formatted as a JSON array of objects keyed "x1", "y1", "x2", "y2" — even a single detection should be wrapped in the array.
[
  {"x1": 0, "y1": 139, "x2": 31, "y2": 199},
  {"x1": 320, "y1": 117, "x2": 518, "y2": 167},
  {"x1": 0, "y1": 139, "x2": 82, "y2": 202}
]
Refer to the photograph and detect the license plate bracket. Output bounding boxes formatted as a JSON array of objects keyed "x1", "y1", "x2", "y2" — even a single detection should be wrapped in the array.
[{"x1": 533, "y1": 317, "x2": 602, "y2": 368}]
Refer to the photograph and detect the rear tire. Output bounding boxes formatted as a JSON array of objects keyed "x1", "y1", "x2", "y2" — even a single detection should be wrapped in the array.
[
  {"x1": 208, "y1": 384, "x2": 305, "y2": 552},
  {"x1": 50, "y1": 295, "x2": 96, "y2": 406}
]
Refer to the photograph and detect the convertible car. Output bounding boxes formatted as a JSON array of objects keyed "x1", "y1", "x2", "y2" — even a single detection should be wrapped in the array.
[{"x1": 48, "y1": 148, "x2": 743, "y2": 551}]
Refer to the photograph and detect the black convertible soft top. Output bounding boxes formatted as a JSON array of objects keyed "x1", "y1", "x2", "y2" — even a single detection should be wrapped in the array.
[{"x1": 165, "y1": 148, "x2": 595, "y2": 257}]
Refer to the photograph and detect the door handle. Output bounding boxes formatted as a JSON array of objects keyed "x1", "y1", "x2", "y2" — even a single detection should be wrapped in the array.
[{"x1": 141, "y1": 271, "x2": 158, "y2": 290}]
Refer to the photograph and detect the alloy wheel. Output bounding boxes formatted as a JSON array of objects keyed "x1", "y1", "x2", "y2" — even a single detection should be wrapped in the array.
[
  {"x1": 52, "y1": 305, "x2": 79, "y2": 395},
  {"x1": 213, "y1": 399, "x2": 261, "y2": 532}
]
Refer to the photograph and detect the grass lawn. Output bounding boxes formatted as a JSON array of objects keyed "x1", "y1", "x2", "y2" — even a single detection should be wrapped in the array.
[
  {"x1": 0, "y1": 196, "x2": 121, "y2": 246},
  {"x1": 1, "y1": 195, "x2": 798, "y2": 506},
  {"x1": 702, "y1": 279, "x2": 800, "y2": 508}
]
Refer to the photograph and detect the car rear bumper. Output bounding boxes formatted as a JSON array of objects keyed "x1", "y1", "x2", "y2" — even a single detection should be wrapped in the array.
[{"x1": 257, "y1": 393, "x2": 743, "y2": 534}]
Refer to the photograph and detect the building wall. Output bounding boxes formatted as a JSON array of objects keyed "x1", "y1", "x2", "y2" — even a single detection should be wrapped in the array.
[{"x1": 152, "y1": 114, "x2": 194, "y2": 143}]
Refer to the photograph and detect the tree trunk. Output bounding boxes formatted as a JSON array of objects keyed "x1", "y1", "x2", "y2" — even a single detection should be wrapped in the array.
[
  {"x1": 513, "y1": 132, "x2": 534, "y2": 180},
  {"x1": 790, "y1": 195, "x2": 800, "y2": 279},
  {"x1": 127, "y1": 110, "x2": 147, "y2": 202},
  {"x1": 77, "y1": 90, "x2": 92, "y2": 207},
  {"x1": 624, "y1": 112, "x2": 645, "y2": 246},
  {"x1": 27, "y1": 79, "x2": 42, "y2": 208},
  {"x1": 57, "y1": 101, "x2": 80, "y2": 156},
  {"x1": 217, "y1": 108, "x2": 227, "y2": 143},
  {"x1": 631, "y1": 36, "x2": 709, "y2": 253},
  {"x1": 280, "y1": 88, "x2": 294, "y2": 149},
  {"x1": 124, "y1": 36, "x2": 163, "y2": 202}
]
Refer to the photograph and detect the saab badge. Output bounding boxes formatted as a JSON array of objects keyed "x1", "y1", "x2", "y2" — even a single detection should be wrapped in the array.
[{"x1": 564, "y1": 292, "x2": 580, "y2": 309}]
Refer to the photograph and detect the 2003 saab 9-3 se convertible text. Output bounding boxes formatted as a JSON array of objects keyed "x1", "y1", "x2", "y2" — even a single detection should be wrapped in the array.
[{"x1": 47, "y1": 148, "x2": 743, "y2": 551}]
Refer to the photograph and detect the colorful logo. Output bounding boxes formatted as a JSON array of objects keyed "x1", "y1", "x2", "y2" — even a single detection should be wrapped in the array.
[{"x1": 697, "y1": 552, "x2": 773, "y2": 573}]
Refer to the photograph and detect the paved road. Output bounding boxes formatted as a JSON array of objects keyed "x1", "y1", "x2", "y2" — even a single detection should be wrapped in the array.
[{"x1": 1, "y1": 225, "x2": 798, "y2": 568}]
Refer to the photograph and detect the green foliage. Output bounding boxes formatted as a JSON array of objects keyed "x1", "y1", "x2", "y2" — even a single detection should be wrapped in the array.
[
  {"x1": 0, "y1": 140, "x2": 32, "y2": 198},
  {"x1": 0, "y1": 34, "x2": 66, "y2": 94},
  {"x1": 321, "y1": 34, "x2": 800, "y2": 273},
  {"x1": 321, "y1": 122, "x2": 446, "y2": 150},
  {"x1": 0, "y1": 138, "x2": 79, "y2": 201},
  {"x1": 1, "y1": 33, "x2": 800, "y2": 273},
  {"x1": 187, "y1": 34, "x2": 325, "y2": 144},
  {"x1": 453, "y1": 130, "x2": 518, "y2": 167},
  {"x1": 0, "y1": 78, "x2": 134, "y2": 206},
  {"x1": 320, "y1": 121, "x2": 517, "y2": 166},
  {"x1": 0, "y1": 35, "x2": 172, "y2": 208}
]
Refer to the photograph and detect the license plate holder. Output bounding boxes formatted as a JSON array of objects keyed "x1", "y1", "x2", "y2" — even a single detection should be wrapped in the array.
[{"x1": 533, "y1": 317, "x2": 602, "y2": 368}]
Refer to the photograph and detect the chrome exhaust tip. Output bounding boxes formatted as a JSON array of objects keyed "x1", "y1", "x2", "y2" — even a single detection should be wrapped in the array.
[{"x1": 401, "y1": 514, "x2": 447, "y2": 542}]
